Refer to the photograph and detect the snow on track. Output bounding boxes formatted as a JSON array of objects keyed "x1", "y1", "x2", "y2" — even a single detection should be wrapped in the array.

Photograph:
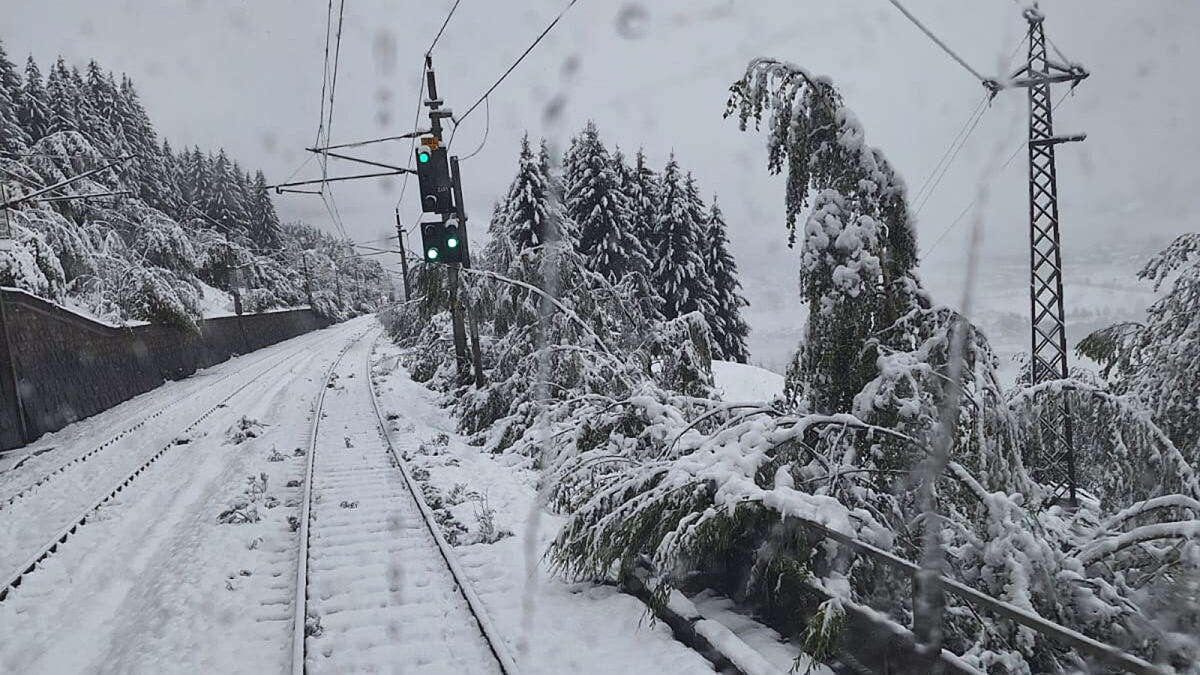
[
  {"x1": 299, "y1": 330, "x2": 505, "y2": 675},
  {"x1": 0, "y1": 336, "x2": 328, "y2": 590},
  {"x1": 0, "y1": 318, "x2": 370, "y2": 674},
  {"x1": 0, "y1": 341, "x2": 290, "y2": 512}
]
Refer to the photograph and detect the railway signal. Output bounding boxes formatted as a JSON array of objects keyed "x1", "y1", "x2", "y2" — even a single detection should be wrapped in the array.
[
  {"x1": 420, "y1": 220, "x2": 446, "y2": 261},
  {"x1": 416, "y1": 136, "x2": 453, "y2": 214}
]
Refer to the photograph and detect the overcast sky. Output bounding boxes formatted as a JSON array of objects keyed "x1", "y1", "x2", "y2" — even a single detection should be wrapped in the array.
[{"x1": 4, "y1": 0, "x2": 1197, "y2": 369}]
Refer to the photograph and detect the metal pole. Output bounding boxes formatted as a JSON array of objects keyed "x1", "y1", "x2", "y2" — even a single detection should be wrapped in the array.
[
  {"x1": 451, "y1": 156, "x2": 486, "y2": 387},
  {"x1": 424, "y1": 56, "x2": 469, "y2": 377},
  {"x1": 1021, "y1": 8, "x2": 1081, "y2": 504},
  {"x1": 395, "y1": 209, "x2": 412, "y2": 302}
]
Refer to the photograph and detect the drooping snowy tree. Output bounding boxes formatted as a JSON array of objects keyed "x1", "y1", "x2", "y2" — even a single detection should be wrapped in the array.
[
  {"x1": 563, "y1": 122, "x2": 650, "y2": 285},
  {"x1": 0, "y1": 41, "x2": 31, "y2": 154},
  {"x1": 652, "y1": 154, "x2": 712, "y2": 321},
  {"x1": 701, "y1": 197, "x2": 750, "y2": 362},
  {"x1": 1078, "y1": 231, "x2": 1200, "y2": 463},
  {"x1": 18, "y1": 56, "x2": 51, "y2": 142}
]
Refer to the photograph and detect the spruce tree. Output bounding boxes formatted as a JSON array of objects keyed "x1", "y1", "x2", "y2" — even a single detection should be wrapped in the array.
[
  {"x1": 45, "y1": 57, "x2": 78, "y2": 134},
  {"x1": 652, "y1": 154, "x2": 710, "y2": 321},
  {"x1": 563, "y1": 122, "x2": 649, "y2": 285},
  {"x1": 248, "y1": 170, "x2": 282, "y2": 250},
  {"x1": 496, "y1": 134, "x2": 553, "y2": 252},
  {"x1": 19, "y1": 56, "x2": 51, "y2": 142},
  {"x1": 0, "y1": 41, "x2": 31, "y2": 153},
  {"x1": 80, "y1": 61, "x2": 117, "y2": 153},
  {"x1": 702, "y1": 197, "x2": 750, "y2": 362},
  {"x1": 682, "y1": 171, "x2": 718, "y2": 315},
  {"x1": 205, "y1": 149, "x2": 248, "y2": 233},
  {"x1": 627, "y1": 148, "x2": 661, "y2": 258}
]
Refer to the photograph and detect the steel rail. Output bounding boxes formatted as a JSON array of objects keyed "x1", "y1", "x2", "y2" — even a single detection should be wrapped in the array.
[
  {"x1": 289, "y1": 329, "x2": 366, "y2": 675},
  {"x1": 362, "y1": 333, "x2": 521, "y2": 675}
]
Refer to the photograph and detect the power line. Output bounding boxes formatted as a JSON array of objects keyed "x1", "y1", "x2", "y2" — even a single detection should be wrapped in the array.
[
  {"x1": 0, "y1": 149, "x2": 132, "y2": 162},
  {"x1": 911, "y1": 94, "x2": 988, "y2": 208},
  {"x1": 911, "y1": 35, "x2": 1027, "y2": 214},
  {"x1": 914, "y1": 101, "x2": 988, "y2": 215},
  {"x1": 451, "y1": 96, "x2": 490, "y2": 161},
  {"x1": 455, "y1": 0, "x2": 582, "y2": 127},
  {"x1": 315, "y1": 0, "x2": 335, "y2": 149},
  {"x1": 395, "y1": 0, "x2": 462, "y2": 211},
  {"x1": 884, "y1": 0, "x2": 989, "y2": 84},
  {"x1": 326, "y1": 0, "x2": 347, "y2": 147},
  {"x1": 427, "y1": 0, "x2": 463, "y2": 56},
  {"x1": 920, "y1": 88, "x2": 1075, "y2": 258},
  {"x1": 395, "y1": 73, "x2": 427, "y2": 210}
]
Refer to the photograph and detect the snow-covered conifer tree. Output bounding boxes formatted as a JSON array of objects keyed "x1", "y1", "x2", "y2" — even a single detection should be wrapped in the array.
[
  {"x1": 652, "y1": 154, "x2": 710, "y2": 321},
  {"x1": 0, "y1": 42, "x2": 31, "y2": 153},
  {"x1": 45, "y1": 58, "x2": 78, "y2": 135},
  {"x1": 701, "y1": 197, "x2": 750, "y2": 362},
  {"x1": 563, "y1": 121, "x2": 649, "y2": 285},
  {"x1": 492, "y1": 134, "x2": 553, "y2": 253},
  {"x1": 247, "y1": 170, "x2": 282, "y2": 250},
  {"x1": 18, "y1": 56, "x2": 51, "y2": 142}
]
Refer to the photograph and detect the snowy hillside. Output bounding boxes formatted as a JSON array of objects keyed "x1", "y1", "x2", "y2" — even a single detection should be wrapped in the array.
[{"x1": 711, "y1": 360, "x2": 784, "y2": 403}]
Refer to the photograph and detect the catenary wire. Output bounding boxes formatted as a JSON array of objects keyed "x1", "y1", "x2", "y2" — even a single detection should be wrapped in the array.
[
  {"x1": 920, "y1": 88, "x2": 1074, "y2": 258},
  {"x1": 912, "y1": 35, "x2": 1028, "y2": 215},
  {"x1": 428, "y1": 0, "x2": 463, "y2": 56},
  {"x1": 884, "y1": 0, "x2": 989, "y2": 83},
  {"x1": 395, "y1": 0, "x2": 462, "y2": 210},
  {"x1": 454, "y1": 0, "x2": 582, "y2": 128}
]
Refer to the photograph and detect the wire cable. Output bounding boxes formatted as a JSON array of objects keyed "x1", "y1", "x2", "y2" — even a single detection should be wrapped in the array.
[
  {"x1": 884, "y1": 0, "x2": 988, "y2": 83},
  {"x1": 911, "y1": 35, "x2": 1026, "y2": 214},
  {"x1": 315, "y1": 0, "x2": 334, "y2": 149},
  {"x1": 394, "y1": 0, "x2": 462, "y2": 210},
  {"x1": 450, "y1": 95, "x2": 490, "y2": 161},
  {"x1": 427, "y1": 0, "x2": 463, "y2": 56},
  {"x1": 455, "y1": 0, "x2": 582, "y2": 128},
  {"x1": 920, "y1": 88, "x2": 1074, "y2": 258},
  {"x1": 911, "y1": 95, "x2": 988, "y2": 208},
  {"x1": 915, "y1": 102, "x2": 988, "y2": 215},
  {"x1": 395, "y1": 73, "x2": 427, "y2": 210},
  {"x1": 326, "y1": 0, "x2": 347, "y2": 147}
]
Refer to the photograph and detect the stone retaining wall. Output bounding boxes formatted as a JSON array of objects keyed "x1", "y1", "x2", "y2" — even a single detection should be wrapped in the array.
[{"x1": 0, "y1": 289, "x2": 328, "y2": 450}]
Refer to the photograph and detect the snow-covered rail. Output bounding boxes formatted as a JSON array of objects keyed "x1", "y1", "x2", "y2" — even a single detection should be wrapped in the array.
[
  {"x1": 292, "y1": 330, "x2": 519, "y2": 675},
  {"x1": 0, "y1": 343, "x2": 288, "y2": 513},
  {"x1": 0, "y1": 338, "x2": 325, "y2": 603}
]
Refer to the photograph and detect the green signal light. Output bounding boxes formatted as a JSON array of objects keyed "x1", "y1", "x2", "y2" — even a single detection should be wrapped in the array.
[
  {"x1": 418, "y1": 150, "x2": 430, "y2": 163},
  {"x1": 427, "y1": 247, "x2": 439, "y2": 260},
  {"x1": 447, "y1": 237, "x2": 459, "y2": 249}
]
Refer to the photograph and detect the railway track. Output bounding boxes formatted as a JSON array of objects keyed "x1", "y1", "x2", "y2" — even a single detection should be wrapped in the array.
[
  {"x1": 292, "y1": 329, "x2": 519, "y2": 675},
  {"x1": 0, "y1": 339, "x2": 302, "y2": 512},
  {"x1": 0, "y1": 329, "x2": 356, "y2": 603}
]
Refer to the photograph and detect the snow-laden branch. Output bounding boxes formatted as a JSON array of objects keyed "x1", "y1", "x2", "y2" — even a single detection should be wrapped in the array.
[{"x1": 1078, "y1": 520, "x2": 1200, "y2": 566}]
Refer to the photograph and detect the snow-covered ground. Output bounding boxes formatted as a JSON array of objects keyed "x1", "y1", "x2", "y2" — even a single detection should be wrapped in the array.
[
  {"x1": 3, "y1": 316, "x2": 803, "y2": 674},
  {"x1": 369, "y1": 338, "x2": 720, "y2": 674},
  {"x1": 0, "y1": 317, "x2": 370, "y2": 673},
  {"x1": 712, "y1": 360, "x2": 785, "y2": 403}
]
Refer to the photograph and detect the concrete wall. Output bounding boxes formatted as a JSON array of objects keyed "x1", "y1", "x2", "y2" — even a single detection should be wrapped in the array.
[{"x1": 0, "y1": 289, "x2": 327, "y2": 450}]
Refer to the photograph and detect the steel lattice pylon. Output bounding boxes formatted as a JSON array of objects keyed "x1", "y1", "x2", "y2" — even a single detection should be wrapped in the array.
[{"x1": 1006, "y1": 8, "x2": 1089, "y2": 504}]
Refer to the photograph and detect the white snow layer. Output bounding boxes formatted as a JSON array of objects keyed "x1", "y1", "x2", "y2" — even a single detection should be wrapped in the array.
[{"x1": 711, "y1": 360, "x2": 785, "y2": 403}]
